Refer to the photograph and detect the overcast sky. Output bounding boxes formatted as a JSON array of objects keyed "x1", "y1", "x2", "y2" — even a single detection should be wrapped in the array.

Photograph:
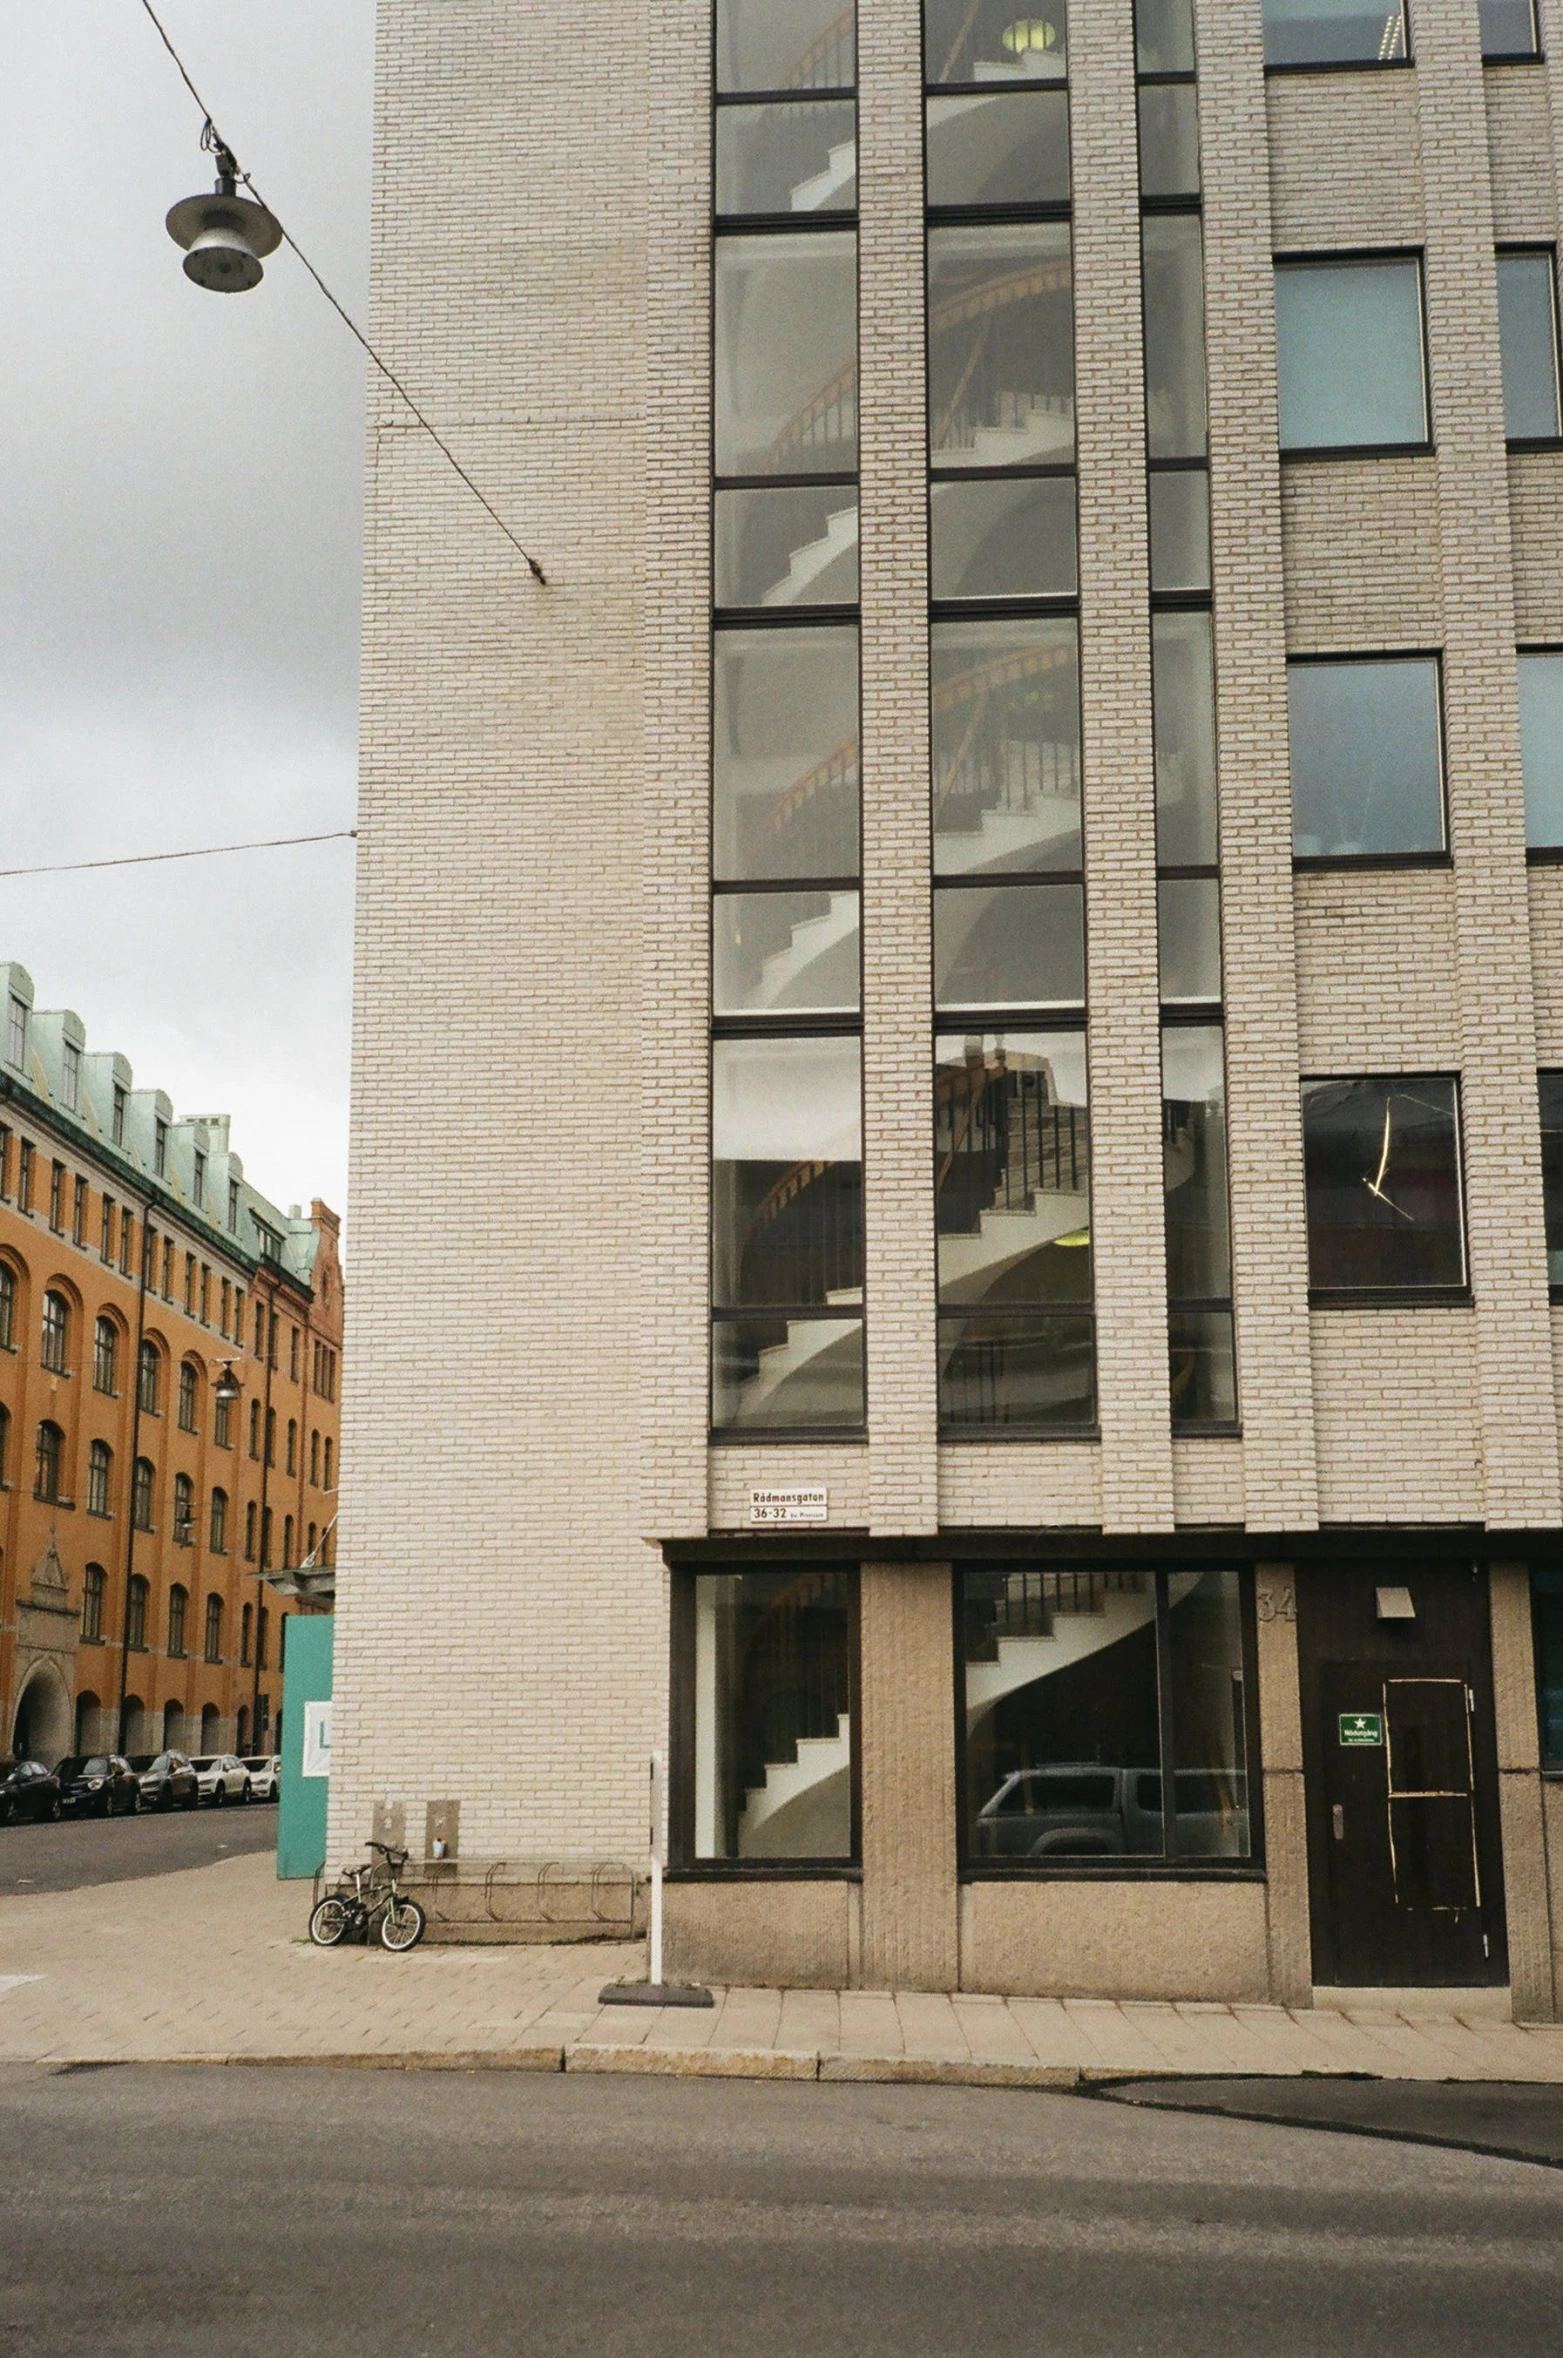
[{"x1": 0, "y1": 1, "x2": 375, "y2": 1226}]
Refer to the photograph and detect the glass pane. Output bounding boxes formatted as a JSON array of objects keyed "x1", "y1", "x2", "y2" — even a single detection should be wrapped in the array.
[
  {"x1": 1163, "y1": 1024, "x2": 1232, "y2": 1300},
  {"x1": 715, "y1": 233, "x2": 858, "y2": 477},
  {"x1": 716, "y1": 100, "x2": 857, "y2": 217},
  {"x1": 1142, "y1": 214, "x2": 1208, "y2": 460},
  {"x1": 925, "y1": 90, "x2": 1070, "y2": 208},
  {"x1": 1169, "y1": 1307, "x2": 1237, "y2": 1425},
  {"x1": 1136, "y1": 0, "x2": 1196, "y2": 72},
  {"x1": 1480, "y1": 0, "x2": 1539, "y2": 53},
  {"x1": 935, "y1": 882, "x2": 1085, "y2": 1010},
  {"x1": 712, "y1": 1034, "x2": 862, "y2": 1306},
  {"x1": 1158, "y1": 876, "x2": 1222, "y2": 1005},
  {"x1": 962, "y1": 1567, "x2": 1161, "y2": 1854},
  {"x1": 936, "y1": 1031, "x2": 1090, "y2": 1307},
  {"x1": 926, "y1": 0, "x2": 1068, "y2": 84},
  {"x1": 930, "y1": 476, "x2": 1078, "y2": 600},
  {"x1": 1148, "y1": 468, "x2": 1210, "y2": 593},
  {"x1": 1301, "y1": 1075, "x2": 1466, "y2": 1290},
  {"x1": 1520, "y1": 652, "x2": 1563, "y2": 849},
  {"x1": 1497, "y1": 255, "x2": 1561, "y2": 442},
  {"x1": 1536, "y1": 1070, "x2": 1563, "y2": 1285},
  {"x1": 714, "y1": 890, "x2": 861, "y2": 1014},
  {"x1": 1153, "y1": 609, "x2": 1218, "y2": 866},
  {"x1": 715, "y1": 486, "x2": 859, "y2": 608},
  {"x1": 718, "y1": 0, "x2": 856, "y2": 93},
  {"x1": 1274, "y1": 259, "x2": 1427, "y2": 451},
  {"x1": 1535, "y1": 1569, "x2": 1563, "y2": 1771},
  {"x1": 929, "y1": 223, "x2": 1074, "y2": 468},
  {"x1": 1167, "y1": 1571, "x2": 1250, "y2": 1857},
  {"x1": 932, "y1": 616, "x2": 1081, "y2": 874},
  {"x1": 940, "y1": 1313, "x2": 1095, "y2": 1428},
  {"x1": 1262, "y1": 0, "x2": 1408, "y2": 68},
  {"x1": 712, "y1": 1316, "x2": 866, "y2": 1430},
  {"x1": 714, "y1": 625, "x2": 859, "y2": 880},
  {"x1": 692, "y1": 1571, "x2": 853, "y2": 1860},
  {"x1": 1138, "y1": 83, "x2": 1200, "y2": 199},
  {"x1": 1288, "y1": 658, "x2": 1444, "y2": 859}
]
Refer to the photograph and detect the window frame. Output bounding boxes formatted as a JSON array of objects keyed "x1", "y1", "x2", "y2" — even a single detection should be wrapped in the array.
[
  {"x1": 1497, "y1": 244, "x2": 1563, "y2": 450},
  {"x1": 1273, "y1": 248, "x2": 1433, "y2": 460},
  {"x1": 1480, "y1": 0, "x2": 1542, "y2": 62},
  {"x1": 668, "y1": 1562, "x2": 863, "y2": 1878},
  {"x1": 1260, "y1": 0, "x2": 1412, "y2": 75},
  {"x1": 1301, "y1": 1069, "x2": 1471, "y2": 1305},
  {"x1": 954, "y1": 1560, "x2": 1266, "y2": 1880},
  {"x1": 1287, "y1": 649, "x2": 1450, "y2": 870}
]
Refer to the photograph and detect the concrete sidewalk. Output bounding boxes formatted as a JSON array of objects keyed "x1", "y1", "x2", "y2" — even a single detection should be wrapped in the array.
[{"x1": 4, "y1": 1849, "x2": 1563, "y2": 2085}]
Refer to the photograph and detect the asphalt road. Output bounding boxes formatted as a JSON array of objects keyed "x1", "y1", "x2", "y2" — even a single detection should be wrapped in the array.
[
  {"x1": 1105, "y1": 2075, "x2": 1563, "y2": 2170},
  {"x1": 0, "y1": 1799, "x2": 276, "y2": 1897},
  {"x1": 0, "y1": 2067, "x2": 1558, "y2": 2358}
]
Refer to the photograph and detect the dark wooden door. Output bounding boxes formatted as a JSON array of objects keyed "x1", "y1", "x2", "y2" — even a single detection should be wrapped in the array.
[{"x1": 1298, "y1": 1564, "x2": 1507, "y2": 1988}]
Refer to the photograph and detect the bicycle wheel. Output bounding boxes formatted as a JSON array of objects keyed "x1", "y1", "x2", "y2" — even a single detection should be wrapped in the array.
[
  {"x1": 379, "y1": 1896, "x2": 426, "y2": 1952},
  {"x1": 309, "y1": 1894, "x2": 353, "y2": 1948}
]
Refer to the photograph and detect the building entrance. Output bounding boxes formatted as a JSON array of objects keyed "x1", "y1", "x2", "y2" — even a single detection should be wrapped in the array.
[{"x1": 1297, "y1": 1562, "x2": 1507, "y2": 1989}]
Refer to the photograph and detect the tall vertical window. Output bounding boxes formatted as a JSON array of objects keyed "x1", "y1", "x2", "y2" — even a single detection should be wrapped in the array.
[
  {"x1": 1138, "y1": 0, "x2": 1235, "y2": 1427},
  {"x1": 7, "y1": 994, "x2": 28, "y2": 1069},
  {"x1": 0, "y1": 1261, "x2": 13, "y2": 1350},
  {"x1": 72, "y1": 1176, "x2": 88, "y2": 1247},
  {"x1": 214, "y1": 1391, "x2": 232, "y2": 1450},
  {"x1": 82, "y1": 1564, "x2": 106, "y2": 1643},
  {"x1": 86, "y1": 1439, "x2": 112, "y2": 1517},
  {"x1": 245, "y1": 1502, "x2": 257, "y2": 1562},
  {"x1": 228, "y1": 1178, "x2": 240, "y2": 1230},
  {"x1": 204, "y1": 1592, "x2": 224, "y2": 1662},
  {"x1": 173, "y1": 1472, "x2": 195, "y2": 1545},
  {"x1": 713, "y1": 0, "x2": 862, "y2": 1434},
  {"x1": 111, "y1": 1083, "x2": 127, "y2": 1146},
  {"x1": 178, "y1": 1360, "x2": 199, "y2": 1433},
  {"x1": 1497, "y1": 250, "x2": 1561, "y2": 446},
  {"x1": 192, "y1": 1149, "x2": 205, "y2": 1209},
  {"x1": 153, "y1": 1117, "x2": 168, "y2": 1177},
  {"x1": 167, "y1": 1584, "x2": 188, "y2": 1656},
  {"x1": 61, "y1": 1038, "x2": 81, "y2": 1113},
  {"x1": 48, "y1": 1161, "x2": 66, "y2": 1233},
  {"x1": 94, "y1": 1315, "x2": 118, "y2": 1394},
  {"x1": 138, "y1": 1340, "x2": 160, "y2": 1415},
  {"x1": 100, "y1": 1195, "x2": 115, "y2": 1263},
  {"x1": 0, "y1": 1403, "x2": 8, "y2": 1487},
  {"x1": 127, "y1": 1573, "x2": 148, "y2": 1650},
  {"x1": 132, "y1": 1456, "x2": 155, "y2": 1531},
  {"x1": 17, "y1": 1139, "x2": 33, "y2": 1213},
  {"x1": 1535, "y1": 1070, "x2": 1563, "y2": 1294},
  {"x1": 41, "y1": 1289, "x2": 69, "y2": 1373},
  {"x1": 209, "y1": 1487, "x2": 228, "y2": 1553},
  {"x1": 35, "y1": 1420, "x2": 64, "y2": 1503}
]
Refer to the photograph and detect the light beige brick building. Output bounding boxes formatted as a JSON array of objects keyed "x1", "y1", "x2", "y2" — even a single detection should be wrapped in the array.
[{"x1": 334, "y1": 0, "x2": 1563, "y2": 2014}]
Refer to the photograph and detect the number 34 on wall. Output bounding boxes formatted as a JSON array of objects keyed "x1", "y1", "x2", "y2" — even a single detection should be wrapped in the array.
[{"x1": 1255, "y1": 1581, "x2": 1298, "y2": 1623}]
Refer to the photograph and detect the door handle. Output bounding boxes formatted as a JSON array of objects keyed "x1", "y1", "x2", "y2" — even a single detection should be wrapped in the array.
[{"x1": 1332, "y1": 1804, "x2": 1345, "y2": 1841}]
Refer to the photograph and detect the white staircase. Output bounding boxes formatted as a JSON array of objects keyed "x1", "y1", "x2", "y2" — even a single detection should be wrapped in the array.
[
  {"x1": 790, "y1": 138, "x2": 858, "y2": 213},
  {"x1": 938, "y1": 1190, "x2": 1090, "y2": 1301},
  {"x1": 739, "y1": 1715, "x2": 852, "y2": 1857},
  {"x1": 762, "y1": 501, "x2": 860, "y2": 607},
  {"x1": 966, "y1": 1573, "x2": 1202, "y2": 1724},
  {"x1": 755, "y1": 890, "x2": 859, "y2": 1006},
  {"x1": 964, "y1": 394, "x2": 1075, "y2": 466},
  {"x1": 935, "y1": 769, "x2": 1081, "y2": 874},
  {"x1": 737, "y1": 1294, "x2": 860, "y2": 1422}
]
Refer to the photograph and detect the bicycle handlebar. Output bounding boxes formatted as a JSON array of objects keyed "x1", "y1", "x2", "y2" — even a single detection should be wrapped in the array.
[{"x1": 366, "y1": 1841, "x2": 408, "y2": 1867}]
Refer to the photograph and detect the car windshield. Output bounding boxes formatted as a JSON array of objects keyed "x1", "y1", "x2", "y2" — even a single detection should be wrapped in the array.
[
  {"x1": 241, "y1": 1757, "x2": 268, "y2": 1771},
  {"x1": 146, "y1": 1755, "x2": 173, "y2": 1772},
  {"x1": 127, "y1": 1755, "x2": 156, "y2": 1771},
  {"x1": 190, "y1": 1758, "x2": 216, "y2": 1772}
]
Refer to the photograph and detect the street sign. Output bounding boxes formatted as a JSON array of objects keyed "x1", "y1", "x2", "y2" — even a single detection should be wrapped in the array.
[
  {"x1": 1338, "y1": 1712, "x2": 1384, "y2": 1747},
  {"x1": 749, "y1": 1485, "x2": 828, "y2": 1525}
]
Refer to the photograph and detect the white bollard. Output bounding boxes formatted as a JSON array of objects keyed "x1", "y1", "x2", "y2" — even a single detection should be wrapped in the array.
[{"x1": 648, "y1": 1749, "x2": 665, "y2": 1990}]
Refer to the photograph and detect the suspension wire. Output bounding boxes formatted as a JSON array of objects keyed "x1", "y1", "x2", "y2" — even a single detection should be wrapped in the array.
[
  {"x1": 137, "y1": 0, "x2": 549, "y2": 586},
  {"x1": 0, "y1": 831, "x2": 358, "y2": 881}
]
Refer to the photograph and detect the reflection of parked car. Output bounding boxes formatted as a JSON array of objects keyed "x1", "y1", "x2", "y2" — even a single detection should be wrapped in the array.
[
  {"x1": 974, "y1": 1765, "x2": 1248, "y2": 1858},
  {"x1": 55, "y1": 1755, "x2": 141, "y2": 1817},
  {"x1": 133, "y1": 1751, "x2": 200, "y2": 1811},
  {"x1": 240, "y1": 1755, "x2": 280, "y2": 1803},
  {"x1": 190, "y1": 1754, "x2": 250, "y2": 1806},
  {"x1": 0, "y1": 1759, "x2": 62, "y2": 1824}
]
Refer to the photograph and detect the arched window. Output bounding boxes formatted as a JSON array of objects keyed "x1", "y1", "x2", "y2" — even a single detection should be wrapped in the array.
[
  {"x1": 264, "y1": 1407, "x2": 276, "y2": 1467},
  {"x1": 286, "y1": 1418, "x2": 297, "y2": 1474},
  {"x1": 323, "y1": 1436, "x2": 334, "y2": 1489},
  {"x1": 87, "y1": 1438, "x2": 111, "y2": 1517},
  {"x1": 0, "y1": 1402, "x2": 9, "y2": 1488},
  {"x1": 34, "y1": 1419, "x2": 63, "y2": 1502},
  {"x1": 41, "y1": 1290, "x2": 69, "y2": 1373},
  {"x1": 82, "y1": 1563, "x2": 106, "y2": 1642},
  {"x1": 258, "y1": 1606, "x2": 270, "y2": 1669},
  {"x1": 245, "y1": 1500, "x2": 257, "y2": 1560},
  {"x1": 204, "y1": 1592, "x2": 223, "y2": 1662},
  {"x1": 310, "y1": 1429, "x2": 320, "y2": 1485},
  {"x1": 261, "y1": 1505, "x2": 273, "y2": 1568},
  {"x1": 214, "y1": 1389, "x2": 232, "y2": 1450},
  {"x1": 177, "y1": 1361, "x2": 199, "y2": 1433},
  {"x1": 173, "y1": 1471, "x2": 194, "y2": 1545},
  {"x1": 0, "y1": 1261, "x2": 14, "y2": 1351},
  {"x1": 254, "y1": 1300, "x2": 265, "y2": 1356},
  {"x1": 167, "y1": 1584, "x2": 188, "y2": 1656},
  {"x1": 248, "y1": 1399, "x2": 260, "y2": 1458},
  {"x1": 209, "y1": 1486, "x2": 228, "y2": 1553},
  {"x1": 307, "y1": 1521, "x2": 317, "y2": 1558},
  {"x1": 137, "y1": 1340, "x2": 160, "y2": 1415},
  {"x1": 283, "y1": 1514, "x2": 294, "y2": 1567},
  {"x1": 93, "y1": 1315, "x2": 118, "y2": 1394},
  {"x1": 241, "y1": 1601, "x2": 253, "y2": 1666},
  {"x1": 131, "y1": 1455, "x2": 155, "y2": 1531},
  {"x1": 126, "y1": 1573, "x2": 148, "y2": 1650}
]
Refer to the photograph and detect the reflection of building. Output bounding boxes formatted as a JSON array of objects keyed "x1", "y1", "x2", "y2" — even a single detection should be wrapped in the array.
[
  {"x1": 340, "y1": 0, "x2": 1563, "y2": 2014},
  {"x1": 0, "y1": 962, "x2": 342, "y2": 1765}
]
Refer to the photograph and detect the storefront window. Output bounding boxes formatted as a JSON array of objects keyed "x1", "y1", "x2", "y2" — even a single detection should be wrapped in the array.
[
  {"x1": 684, "y1": 1569, "x2": 856, "y2": 1861},
  {"x1": 961, "y1": 1566, "x2": 1255, "y2": 1865},
  {"x1": 1534, "y1": 1570, "x2": 1563, "y2": 1772}
]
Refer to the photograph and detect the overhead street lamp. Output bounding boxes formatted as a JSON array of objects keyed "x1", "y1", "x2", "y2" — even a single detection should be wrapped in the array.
[{"x1": 165, "y1": 135, "x2": 281, "y2": 294}]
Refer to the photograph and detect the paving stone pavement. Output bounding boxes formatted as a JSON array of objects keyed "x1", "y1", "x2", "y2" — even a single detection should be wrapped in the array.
[{"x1": 3, "y1": 1849, "x2": 1563, "y2": 2083}]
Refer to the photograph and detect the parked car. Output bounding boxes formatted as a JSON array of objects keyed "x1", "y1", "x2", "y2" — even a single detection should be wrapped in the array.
[
  {"x1": 240, "y1": 1754, "x2": 280, "y2": 1803},
  {"x1": 973, "y1": 1765, "x2": 1250, "y2": 1860},
  {"x1": 190, "y1": 1754, "x2": 250, "y2": 1806},
  {"x1": 133, "y1": 1751, "x2": 200, "y2": 1811},
  {"x1": 0, "y1": 1759, "x2": 62, "y2": 1824},
  {"x1": 55, "y1": 1755, "x2": 141, "y2": 1818}
]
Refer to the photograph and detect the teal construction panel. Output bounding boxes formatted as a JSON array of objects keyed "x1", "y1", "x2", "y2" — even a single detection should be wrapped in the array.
[{"x1": 277, "y1": 1614, "x2": 334, "y2": 1879}]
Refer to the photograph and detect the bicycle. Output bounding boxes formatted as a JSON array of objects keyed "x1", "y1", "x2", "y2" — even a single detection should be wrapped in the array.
[{"x1": 308, "y1": 1840, "x2": 427, "y2": 1952}]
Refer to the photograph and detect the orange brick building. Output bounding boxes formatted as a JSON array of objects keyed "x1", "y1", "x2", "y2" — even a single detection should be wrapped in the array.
[{"x1": 0, "y1": 961, "x2": 343, "y2": 1766}]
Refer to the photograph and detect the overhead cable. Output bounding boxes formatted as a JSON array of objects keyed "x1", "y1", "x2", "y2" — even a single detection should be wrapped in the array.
[{"x1": 0, "y1": 831, "x2": 358, "y2": 880}]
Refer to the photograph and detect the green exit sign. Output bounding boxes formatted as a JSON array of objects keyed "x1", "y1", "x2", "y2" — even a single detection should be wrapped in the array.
[{"x1": 1339, "y1": 1712, "x2": 1384, "y2": 1747}]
